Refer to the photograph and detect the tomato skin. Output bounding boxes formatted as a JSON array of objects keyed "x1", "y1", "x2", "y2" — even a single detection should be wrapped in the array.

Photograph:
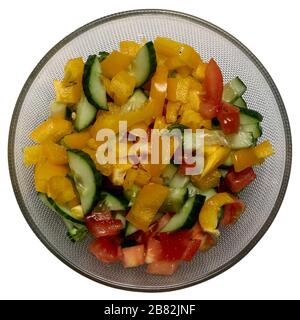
[
  {"x1": 145, "y1": 237, "x2": 163, "y2": 264},
  {"x1": 182, "y1": 239, "x2": 201, "y2": 261},
  {"x1": 203, "y1": 59, "x2": 223, "y2": 104},
  {"x1": 224, "y1": 167, "x2": 256, "y2": 193},
  {"x1": 89, "y1": 236, "x2": 121, "y2": 263},
  {"x1": 85, "y1": 212, "x2": 123, "y2": 238},
  {"x1": 221, "y1": 198, "x2": 245, "y2": 225},
  {"x1": 159, "y1": 230, "x2": 191, "y2": 261},
  {"x1": 217, "y1": 103, "x2": 240, "y2": 134},
  {"x1": 146, "y1": 260, "x2": 180, "y2": 275}
]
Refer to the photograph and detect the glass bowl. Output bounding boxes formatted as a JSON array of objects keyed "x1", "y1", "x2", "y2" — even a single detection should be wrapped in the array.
[{"x1": 8, "y1": 9, "x2": 292, "y2": 291}]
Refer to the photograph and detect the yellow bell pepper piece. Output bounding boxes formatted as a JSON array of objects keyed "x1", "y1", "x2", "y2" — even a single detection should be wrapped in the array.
[
  {"x1": 176, "y1": 66, "x2": 192, "y2": 77},
  {"x1": 86, "y1": 138, "x2": 102, "y2": 150},
  {"x1": 180, "y1": 109, "x2": 211, "y2": 130},
  {"x1": 154, "y1": 37, "x2": 202, "y2": 68},
  {"x1": 120, "y1": 41, "x2": 141, "y2": 57},
  {"x1": 54, "y1": 57, "x2": 84, "y2": 104},
  {"x1": 67, "y1": 195, "x2": 81, "y2": 209},
  {"x1": 180, "y1": 91, "x2": 201, "y2": 114},
  {"x1": 233, "y1": 140, "x2": 274, "y2": 172},
  {"x1": 23, "y1": 145, "x2": 43, "y2": 166},
  {"x1": 167, "y1": 77, "x2": 191, "y2": 103},
  {"x1": 192, "y1": 62, "x2": 207, "y2": 82},
  {"x1": 54, "y1": 80, "x2": 81, "y2": 104},
  {"x1": 102, "y1": 76, "x2": 114, "y2": 98},
  {"x1": 134, "y1": 168, "x2": 152, "y2": 187},
  {"x1": 165, "y1": 56, "x2": 185, "y2": 70},
  {"x1": 150, "y1": 65, "x2": 168, "y2": 116},
  {"x1": 34, "y1": 162, "x2": 69, "y2": 193},
  {"x1": 129, "y1": 121, "x2": 149, "y2": 132},
  {"x1": 126, "y1": 183, "x2": 169, "y2": 231},
  {"x1": 30, "y1": 118, "x2": 72, "y2": 143},
  {"x1": 62, "y1": 131, "x2": 91, "y2": 149},
  {"x1": 70, "y1": 205, "x2": 84, "y2": 220},
  {"x1": 199, "y1": 192, "x2": 235, "y2": 236},
  {"x1": 191, "y1": 170, "x2": 221, "y2": 190},
  {"x1": 254, "y1": 140, "x2": 274, "y2": 159},
  {"x1": 202, "y1": 145, "x2": 231, "y2": 177},
  {"x1": 153, "y1": 116, "x2": 168, "y2": 129},
  {"x1": 101, "y1": 51, "x2": 132, "y2": 79},
  {"x1": 111, "y1": 163, "x2": 133, "y2": 186},
  {"x1": 110, "y1": 70, "x2": 136, "y2": 105},
  {"x1": 42, "y1": 142, "x2": 68, "y2": 165},
  {"x1": 166, "y1": 101, "x2": 180, "y2": 124},
  {"x1": 62, "y1": 58, "x2": 84, "y2": 86},
  {"x1": 156, "y1": 53, "x2": 167, "y2": 66},
  {"x1": 123, "y1": 168, "x2": 138, "y2": 190},
  {"x1": 46, "y1": 176, "x2": 76, "y2": 204}
]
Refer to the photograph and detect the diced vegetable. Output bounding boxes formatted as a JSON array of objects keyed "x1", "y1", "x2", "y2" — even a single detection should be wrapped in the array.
[
  {"x1": 83, "y1": 55, "x2": 107, "y2": 110},
  {"x1": 122, "y1": 244, "x2": 145, "y2": 268},
  {"x1": 101, "y1": 51, "x2": 131, "y2": 79},
  {"x1": 130, "y1": 41, "x2": 157, "y2": 87},
  {"x1": 68, "y1": 150, "x2": 102, "y2": 214},
  {"x1": 30, "y1": 118, "x2": 72, "y2": 143},
  {"x1": 126, "y1": 183, "x2": 169, "y2": 231},
  {"x1": 199, "y1": 192, "x2": 234, "y2": 236},
  {"x1": 146, "y1": 260, "x2": 180, "y2": 275},
  {"x1": 224, "y1": 167, "x2": 256, "y2": 193},
  {"x1": 89, "y1": 236, "x2": 121, "y2": 263}
]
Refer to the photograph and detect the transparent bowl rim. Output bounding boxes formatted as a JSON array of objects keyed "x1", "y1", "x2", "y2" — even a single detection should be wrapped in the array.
[{"x1": 8, "y1": 9, "x2": 292, "y2": 292}]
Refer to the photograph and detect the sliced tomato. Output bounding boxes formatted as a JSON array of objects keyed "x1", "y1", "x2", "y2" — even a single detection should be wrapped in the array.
[
  {"x1": 122, "y1": 244, "x2": 145, "y2": 268},
  {"x1": 203, "y1": 59, "x2": 224, "y2": 104},
  {"x1": 224, "y1": 167, "x2": 256, "y2": 193},
  {"x1": 145, "y1": 238, "x2": 163, "y2": 264},
  {"x1": 182, "y1": 239, "x2": 201, "y2": 261},
  {"x1": 159, "y1": 230, "x2": 191, "y2": 261},
  {"x1": 217, "y1": 103, "x2": 240, "y2": 134},
  {"x1": 221, "y1": 198, "x2": 245, "y2": 225},
  {"x1": 146, "y1": 260, "x2": 180, "y2": 276},
  {"x1": 200, "y1": 100, "x2": 221, "y2": 120},
  {"x1": 89, "y1": 236, "x2": 121, "y2": 263},
  {"x1": 85, "y1": 212, "x2": 123, "y2": 238}
]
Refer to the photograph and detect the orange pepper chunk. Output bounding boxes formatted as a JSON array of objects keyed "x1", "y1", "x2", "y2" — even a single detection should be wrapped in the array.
[
  {"x1": 62, "y1": 131, "x2": 91, "y2": 149},
  {"x1": 110, "y1": 70, "x2": 136, "y2": 105},
  {"x1": 120, "y1": 41, "x2": 141, "y2": 57},
  {"x1": 30, "y1": 118, "x2": 73, "y2": 143},
  {"x1": 150, "y1": 65, "x2": 168, "y2": 116},
  {"x1": 126, "y1": 183, "x2": 169, "y2": 231},
  {"x1": 101, "y1": 51, "x2": 132, "y2": 79}
]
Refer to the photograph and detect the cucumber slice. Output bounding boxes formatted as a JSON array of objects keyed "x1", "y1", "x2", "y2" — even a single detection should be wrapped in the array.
[
  {"x1": 74, "y1": 93, "x2": 97, "y2": 131},
  {"x1": 99, "y1": 191, "x2": 127, "y2": 211},
  {"x1": 125, "y1": 222, "x2": 138, "y2": 237},
  {"x1": 233, "y1": 96, "x2": 247, "y2": 108},
  {"x1": 161, "y1": 188, "x2": 188, "y2": 213},
  {"x1": 161, "y1": 164, "x2": 178, "y2": 185},
  {"x1": 98, "y1": 51, "x2": 109, "y2": 62},
  {"x1": 123, "y1": 184, "x2": 140, "y2": 207},
  {"x1": 38, "y1": 193, "x2": 85, "y2": 225},
  {"x1": 67, "y1": 150, "x2": 102, "y2": 214},
  {"x1": 223, "y1": 77, "x2": 247, "y2": 103},
  {"x1": 130, "y1": 41, "x2": 157, "y2": 87},
  {"x1": 239, "y1": 107, "x2": 263, "y2": 125},
  {"x1": 169, "y1": 173, "x2": 190, "y2": 188},
  {"x1": 241, "y1": 123, "x2": 262, "y2": 139},
  {"x1": 226, "y1": 131, "x2": 254, "y2": 149},
  {"x1": 121, "y1": 89, "x2": 148, "y2": 113},
  {"x1": 83, "y1": 55, "x2": 107, "y2": 110},
  {"x1": 115, "y1": 212, "x2": 126, "y2": 228},
  {"x1": 161, "y1": 195, "x2": 205, "y2": 232}
]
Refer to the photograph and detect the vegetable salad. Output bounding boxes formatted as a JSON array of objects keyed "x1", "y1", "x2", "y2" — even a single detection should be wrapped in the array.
[{"x1": 23, "y1": 37, "x2": 273, "y2": 275}]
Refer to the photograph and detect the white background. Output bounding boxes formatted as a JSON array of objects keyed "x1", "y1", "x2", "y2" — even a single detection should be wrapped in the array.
[{"x1": 0, "y1": 0, "x2": 299, "y2": 300}]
